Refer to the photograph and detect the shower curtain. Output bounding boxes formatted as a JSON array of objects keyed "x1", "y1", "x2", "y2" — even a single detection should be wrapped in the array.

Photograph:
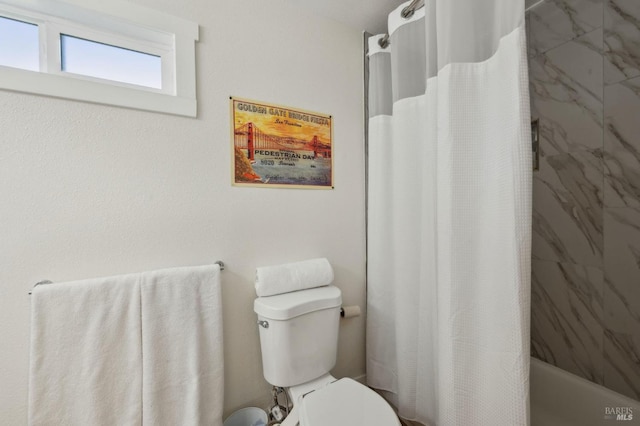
[{"x1": 366, "y1": 1, "x2": 531, "y2": 425}]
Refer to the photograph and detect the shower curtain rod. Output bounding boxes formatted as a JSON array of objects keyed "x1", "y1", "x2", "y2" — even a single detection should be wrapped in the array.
[{"x1": 378, "y1": 0, "x2": 424, "y2": 48}]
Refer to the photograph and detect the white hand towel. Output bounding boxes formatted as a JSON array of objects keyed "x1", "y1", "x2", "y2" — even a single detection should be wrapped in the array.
[
  {"x1": 28, "y1": 273, "x2": 143, "y2": 426},
  {"x1": 28, "y1": 264, "x2": 224, "y2": 426},
  {"x1": 141, "y1": 264, "x2": 224, "y2": 426},
  {"x1": 255, "y1": 258, "x2": 334, "y2": 297}
]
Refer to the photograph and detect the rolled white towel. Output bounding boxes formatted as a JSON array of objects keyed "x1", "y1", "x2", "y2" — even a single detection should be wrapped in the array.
[{"x1": 255, "y1": 258, "x2": 334, "y2": 297}]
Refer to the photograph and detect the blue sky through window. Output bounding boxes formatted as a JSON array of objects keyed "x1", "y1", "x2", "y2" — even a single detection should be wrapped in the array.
[
  {"x1": 60, "y1": 34, "x2": 162, "y2": 89},
  {"x1": 0, "y1": 16, "x2": 39, "y2": 71}
]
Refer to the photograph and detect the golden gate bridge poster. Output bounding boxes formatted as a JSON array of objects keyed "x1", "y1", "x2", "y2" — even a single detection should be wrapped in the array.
[{"x1": 231, "y1": 97, "x2": 333, "y2": 189}]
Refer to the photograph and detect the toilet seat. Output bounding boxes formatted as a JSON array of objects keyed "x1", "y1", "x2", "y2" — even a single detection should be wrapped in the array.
[{"x1": 298, "y1": 378, "x2": 400, "y2": 426}]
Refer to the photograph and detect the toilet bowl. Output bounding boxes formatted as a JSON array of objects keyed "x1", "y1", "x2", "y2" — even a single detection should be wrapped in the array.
[
  {"x1": 254, "y1": 285, "x2": 400, "y2": 425},
  {"x1": 297, "y1": 377, "x2": 400, "y2": 426}
]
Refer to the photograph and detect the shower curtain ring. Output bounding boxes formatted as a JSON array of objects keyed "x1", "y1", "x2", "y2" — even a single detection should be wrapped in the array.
[
  {"x1": 401, "y1": 7, "x2": 415, "y2": 19},
  {"x1": 378, "y1": 34, "x2": 390, "y2": 48}
]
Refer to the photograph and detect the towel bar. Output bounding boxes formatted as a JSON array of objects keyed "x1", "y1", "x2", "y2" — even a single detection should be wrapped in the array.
[
  {"x1": 28, "y1": 280, "x2": 53, "y2": 295},
  {"x1": 28, "y1": 260, "x2": 225, "y2": 295}
]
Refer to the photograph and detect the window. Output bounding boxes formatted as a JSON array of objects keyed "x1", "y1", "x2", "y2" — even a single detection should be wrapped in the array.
[
  {"x1": 0, "y1": 0, "x2": 199, "y2": 117},
  {"x1": 0, "y1": 16, "x2": 38, "y2": 71},
  {"x1": 60, "y1": 35, "x2": 163, "y2": 89}
]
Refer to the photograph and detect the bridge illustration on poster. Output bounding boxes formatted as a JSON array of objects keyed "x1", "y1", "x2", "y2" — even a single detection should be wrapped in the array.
[{"x1": 230, "y1": 97, "x2": 333, "y2": 189}]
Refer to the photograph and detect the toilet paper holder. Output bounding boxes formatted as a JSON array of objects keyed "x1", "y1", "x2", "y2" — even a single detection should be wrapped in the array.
[{"x1": 340, "y1": 305, "x2": 361, "y2": 318}]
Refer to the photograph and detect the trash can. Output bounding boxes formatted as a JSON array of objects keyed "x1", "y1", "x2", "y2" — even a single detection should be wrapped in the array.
[{"x1": 223, "y1": 407, "x2": 268, "y2": 426}]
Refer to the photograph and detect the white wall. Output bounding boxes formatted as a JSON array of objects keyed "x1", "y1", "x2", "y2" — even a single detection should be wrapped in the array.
[{"x1": 0, "y1": 0, "x2": 365, "y2": 422}]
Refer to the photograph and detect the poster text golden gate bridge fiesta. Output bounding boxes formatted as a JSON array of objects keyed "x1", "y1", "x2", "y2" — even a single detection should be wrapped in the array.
[{"x1": 231, "y1": 98, "x2": 333, "y2": 188}]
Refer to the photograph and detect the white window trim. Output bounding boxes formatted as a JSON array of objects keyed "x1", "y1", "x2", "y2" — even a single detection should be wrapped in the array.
[{"x1": 0, "y1": 0, "x2": 199, "y2": 117}]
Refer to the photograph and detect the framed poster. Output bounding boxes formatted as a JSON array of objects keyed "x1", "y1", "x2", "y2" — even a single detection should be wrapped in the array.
[{"x1": 231, "y1": 97, "x2": 333, "y2": 189}]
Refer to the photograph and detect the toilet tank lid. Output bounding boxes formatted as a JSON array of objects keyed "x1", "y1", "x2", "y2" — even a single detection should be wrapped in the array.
[{"x1": 254, "y1": 285, "x2": 342, "y2": 320}]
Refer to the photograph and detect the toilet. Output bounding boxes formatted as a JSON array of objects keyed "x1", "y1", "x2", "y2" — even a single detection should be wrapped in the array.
[{"x1": 254, "y1": 285, "x2": 400, "y2": 426}]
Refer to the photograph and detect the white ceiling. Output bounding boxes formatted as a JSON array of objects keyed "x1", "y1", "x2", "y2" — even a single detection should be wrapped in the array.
[{"x1": 285, "y1": 0, "x2": 538, "y2": 35}]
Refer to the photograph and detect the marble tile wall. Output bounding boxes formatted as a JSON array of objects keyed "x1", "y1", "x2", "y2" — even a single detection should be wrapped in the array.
[{"x1": 528, "y1": 0, "x2": 640, "y2": 400}]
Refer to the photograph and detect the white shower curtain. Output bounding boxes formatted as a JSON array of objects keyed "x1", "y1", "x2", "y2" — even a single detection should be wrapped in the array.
[{"x1": 366, "y1": 1, "x2": 531, "y2": 425}]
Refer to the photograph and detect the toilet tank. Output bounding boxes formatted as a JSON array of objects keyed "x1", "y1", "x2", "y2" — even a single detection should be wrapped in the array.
[{"x1": 254, "y1": 285, "x2": 342, "y2": 387}]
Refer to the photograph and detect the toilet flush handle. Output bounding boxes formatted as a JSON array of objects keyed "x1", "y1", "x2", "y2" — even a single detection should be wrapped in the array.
[{"x1": 257, "y1": 320, "x2": 269, "y2": 329}]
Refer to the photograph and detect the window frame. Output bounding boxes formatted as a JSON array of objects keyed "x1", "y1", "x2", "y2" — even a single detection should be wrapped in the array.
[{"x1": 0, "y1": 0, "x2": 199, "y2": 117}]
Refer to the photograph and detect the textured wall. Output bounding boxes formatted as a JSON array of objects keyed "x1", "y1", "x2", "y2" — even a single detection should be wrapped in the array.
[
  {"x1": 0, "y1": 0, "x2": 365, "y2": 423},
  {"x1": 528, "y1": 0, "x2": 640, "y2": 400}
]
